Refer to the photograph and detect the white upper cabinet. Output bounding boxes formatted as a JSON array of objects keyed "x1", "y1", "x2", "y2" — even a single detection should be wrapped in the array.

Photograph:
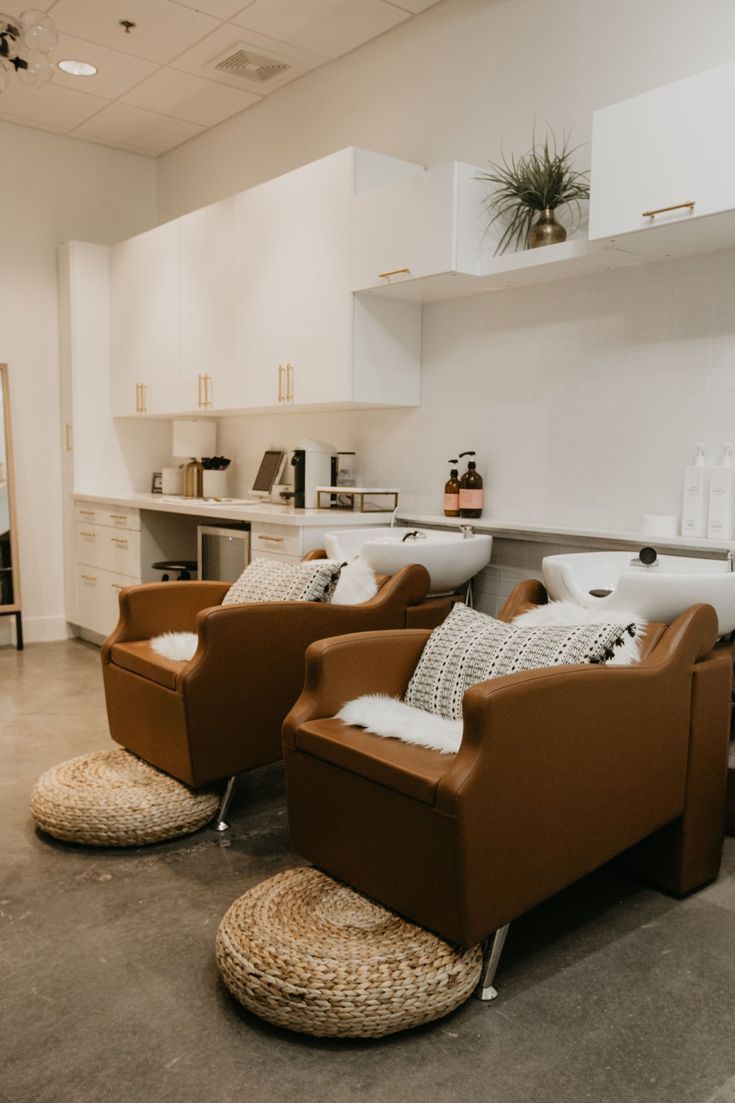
[
  {"x1": 111, "y1": 221, "x2": 179, "y2": 416},
  {"x1": 590, "y1": 60, "x2": 735, "y2": 253},
  {"x1": 236, "y1": 147, "x2": 422, "y2": 410},
  {"x1": 180, "y1": 196, "x2": 238, "y2": 413},
  {"x1": 351, "y1": 162, "x2": 488, "y2": 292}
]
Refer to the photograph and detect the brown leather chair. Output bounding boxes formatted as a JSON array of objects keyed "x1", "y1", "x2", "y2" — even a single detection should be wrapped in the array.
[
  {"x1": 283, "y1": 580, "x2": 732, "y2": 999},
  {"x1": 101, "y1": 556, "x2": 438, "y2": 829}
]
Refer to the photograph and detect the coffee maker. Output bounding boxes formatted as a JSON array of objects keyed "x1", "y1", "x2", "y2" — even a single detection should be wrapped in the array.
[{"x1": 291, "y1": 439, "x2": 336, "y2": 508}]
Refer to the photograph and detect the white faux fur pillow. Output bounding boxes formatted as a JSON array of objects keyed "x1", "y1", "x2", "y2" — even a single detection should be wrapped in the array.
[
  {"x1": 337, "y1": 694, "x2": 462, "y2": 754},
  {"x1": 512, "y1": 600, "x2": 646, "y2": 666},
  {"x1": 331, "y1": 557, "x2": 378, "y2": 605},
  {"x1": 150, "y1": 631, "x2": 198, "y2": 662}
]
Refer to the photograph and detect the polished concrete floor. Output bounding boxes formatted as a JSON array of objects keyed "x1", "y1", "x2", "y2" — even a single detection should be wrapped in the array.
[{"x1": 3, "y1": 639, "x2": 735, "y2": 1103}]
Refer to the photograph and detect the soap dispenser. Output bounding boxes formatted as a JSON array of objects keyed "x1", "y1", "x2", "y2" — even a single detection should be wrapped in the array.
[
  {"x1": 708, "y1": 443, "x2": 735, "y2": 539},
  {"x1": 459, "y1": 451, "x2": 484, "y2": 519},
  {"x1": 681, "y1": 442, "x2": 710, "y2": 538},
  {"x1": 444, "y1": 460, "x2": 461, "y2": 517}
]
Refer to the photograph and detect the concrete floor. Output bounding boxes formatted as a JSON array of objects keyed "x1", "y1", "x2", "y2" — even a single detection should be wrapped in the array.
[{"x1": 3, "y1": 641, "x2": 735, "y2": 1103}]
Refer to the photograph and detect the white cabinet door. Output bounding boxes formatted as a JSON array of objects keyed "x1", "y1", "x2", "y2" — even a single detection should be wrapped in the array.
[
  {"x1": 142, "y1": 221, "x2": 180, "y2": 415},
  {"x1": 110, "y1": 235, "x2": 145, "y2": 416},
  {"x1": 351, "y1": 162, "x2": 487, "y2": 292},
  {"x1": 590, "y1": 60, "x2": 735, "y2": 245},
  {"x1": 180, "y1": 196, "x2": 238, "y2": 413}
]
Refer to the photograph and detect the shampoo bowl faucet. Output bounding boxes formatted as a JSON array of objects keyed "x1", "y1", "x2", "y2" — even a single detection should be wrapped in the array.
[
  {"x1": 460, "y1": 524, "x2": 474, "y2": 540},
  {"x1": 401, "y1": 530, "x2": 427, "y2": 543}
]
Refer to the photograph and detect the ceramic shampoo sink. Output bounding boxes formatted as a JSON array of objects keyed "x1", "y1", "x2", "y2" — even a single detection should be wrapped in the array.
[
  {"x1": 542, "y1": 550, "x2": 735, "y2": 634},
  {"x1": 325, "y1": 527, "x2": 493, "y2": 595}
]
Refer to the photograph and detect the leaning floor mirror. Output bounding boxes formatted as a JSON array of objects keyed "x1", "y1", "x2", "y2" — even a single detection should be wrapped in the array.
[{"x1": 0, "y1": 364, "x2": 22, "y2": 649}]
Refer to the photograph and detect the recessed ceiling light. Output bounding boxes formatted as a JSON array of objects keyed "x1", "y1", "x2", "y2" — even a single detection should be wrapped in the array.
[{"x1": 57, "y1": 59, "x2": 97, "y2": 77}]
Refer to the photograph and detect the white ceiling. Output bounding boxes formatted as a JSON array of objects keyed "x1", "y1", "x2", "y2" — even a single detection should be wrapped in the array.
[{"x1": 0, "y1": 0, "x2": 441, "y2": 155}]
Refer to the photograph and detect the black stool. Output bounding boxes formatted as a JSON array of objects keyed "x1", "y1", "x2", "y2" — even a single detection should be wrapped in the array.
[{"x1": 152, "y1": 560, "x2": 198, "y2": 581}]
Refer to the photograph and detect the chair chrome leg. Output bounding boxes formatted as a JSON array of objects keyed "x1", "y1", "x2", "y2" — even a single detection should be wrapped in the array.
[
  {"x1": 475, "y1": 923, "x2": 510, "y2": 1002},
  {"x1": 214, "y1": 775, "x2": 238, "y2": 832}
]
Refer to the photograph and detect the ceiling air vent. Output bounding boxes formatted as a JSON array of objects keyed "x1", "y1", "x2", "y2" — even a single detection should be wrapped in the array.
[{"x1": 211, "y1": 44, "x2": 292, "y2": 84}]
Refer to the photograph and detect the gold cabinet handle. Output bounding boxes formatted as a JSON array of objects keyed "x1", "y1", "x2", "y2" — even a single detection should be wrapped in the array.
[
  {"x1": 286, "y1": 363, "x2": 294, "y2": 403},
  {"x1": 135, "y1": 383, "x2": 140, "y2": 413},
  {"x1": 111, "y1": 583, "x2": 124, "y2": 591},
  {"x1": 378, "y1": 267, "x2": 411, "y2": 279},
  {"x1": 79, "y1": 531, "x2": 96, "y2": 538},
  {"x1": 81, "y1": 573, "x2": 97, "y2": 583},
  {"x1": 641, "y1": 201, "x2": 695, "y2": 218},
  {"x1": 109, "y1": 513, "x2": 128, "y2": 521},
  {"x1": 197, "y1": 374, "x2": 204, "y2": 408},
  {"x1": 65, "y1": 423, "x2": 73, "y2": 452},
  {"x1": 256, "y1": 534, "x2": 284, "y2": 544},
  {"x1": 277, "y1": 363, "x2": 285, "y2": 403},
  {"x1": 204, "y1": 373, "x2": 212, "y2": 408},
  {"x1": 136, "y1": 382, "x2": 147, "y2": 414},
  {"x1": 111, "y1": 536, "x2": 128, "y2": 546},
  {"x1": 79, "y1": 509, "x2": 95, "y2": 517}
]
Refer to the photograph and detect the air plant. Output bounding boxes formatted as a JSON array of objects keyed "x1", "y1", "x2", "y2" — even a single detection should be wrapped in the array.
[{"x1": 477, "y1": 129, "x2": 590, "y2": 254}]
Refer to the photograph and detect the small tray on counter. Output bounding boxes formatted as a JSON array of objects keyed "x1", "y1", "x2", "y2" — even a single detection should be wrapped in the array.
[{"x1": 316, "y1": 487, "x2": 399, "y2": 512}]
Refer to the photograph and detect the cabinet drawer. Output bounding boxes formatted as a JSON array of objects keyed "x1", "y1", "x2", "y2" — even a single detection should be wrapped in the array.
[
  {"x1": 76, "y1": 522, "x2": 140, "y2": 576},
  {"x1": 75, "y1": 502, "x2": 141, "y2": 530},
  {"x1": 75, "y1": 567, "x2": 140, "y2": 638},
  {"x1": 250, "y1": 524, "x2": 303, "y2": 559},
  {"x1": 250, "y1": 550, "x2": 302, "y2": 565}
]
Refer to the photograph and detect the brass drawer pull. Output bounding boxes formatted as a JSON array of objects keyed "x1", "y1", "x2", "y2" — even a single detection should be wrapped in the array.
[
  {"x1": 277, "y1": 364, "x2": 285, "y2": 403},
  {"x1": 65, "y1": 423, "x2": 73, "y2": 452},
  {"x1": 286, "y1": 363, "x2": 294, "y2": 403},
  {"x1": 378, "y1": 267, "x2": 411, "y2": 279},
  {"x1": 111, "y1": 537, "x2": 128, "y2": 546},
  {"x1": 136, "y1": 382, "x2": 147, "y2": 414},
  {"x1": 79, "y1": 509, "x2": 95, "y2": 517},
  {"x1": 79, "y1": 531, "x2": 96, "y2": 538},
  {"x1": 641, "y1": 201, "x2": 695, "y2": 218},
  {"x1": 109, "y1": 513, "x2": 128, "y2": 521},
  {"x1": 257, "y1": 534, "x2": 284, "y2": 544},
  {"x1": 204, "y1": 373, "x2": 212, "y2": 408},
  {"x1": 81, "y1": 573, "x2": 97, "y2": 583},
  {"x1": 111, "y1": 583, "x2": 124, "y2": 590}
]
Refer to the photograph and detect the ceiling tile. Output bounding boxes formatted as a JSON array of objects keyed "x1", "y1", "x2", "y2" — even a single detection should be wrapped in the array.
[
  {"x1": 168, "y1": 0, "x2": 250, "y2": 17},
  {"x1": 230, "y1": 0, "x2": 410, "y2": 59},
  {"x1": 52, "y1": 32, "x2": 159, "y2": 98},
  {"x1": 171, "y1": 21, "x2": 324, "y2": 94},
  {"x1": 0, "y1": 80, "x2": 107, "y2": 129},
  {"x1": 47, "y1": 0, "x2": 220, "y2": 64},
  {"x1": 383, "y1": 0, "x2": 441, "y2": 12},
  {"x1": 72, "y1": 101, "x2": 205, "y2": 154},
  {"x1": 0, "y1": 2, "x2": 55, "y2": 17},
  {"x1": 121, "y1": 67, "x2": 260, "y2": 126}
]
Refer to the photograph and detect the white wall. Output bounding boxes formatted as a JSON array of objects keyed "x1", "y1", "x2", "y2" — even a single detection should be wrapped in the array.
[
  {"x1": 162, "y1": 0, "x2": 735, "y2": 543},
  {"x1": 0, "y1": 121, "x2": 157, "y2": 643},
  {"x1": 157, "y1": 0, "x2": 735, "y2": 220}
]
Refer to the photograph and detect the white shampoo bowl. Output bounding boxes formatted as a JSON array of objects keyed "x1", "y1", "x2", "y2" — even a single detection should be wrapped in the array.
[
  {"x1": 325, "y1": 527, "x2": 493, "y2": 595},
  {"x1": 542, "y1": 550, "x2": 735, "y2": 634}
]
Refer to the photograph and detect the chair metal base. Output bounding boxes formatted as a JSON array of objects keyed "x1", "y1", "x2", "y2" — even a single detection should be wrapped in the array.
[
  {"x1": 475, "y1": 923, "x2": 509, "y2": 1001},
  {"x1": 214, "y1": 775, "x2": 238, "y2": 832}
]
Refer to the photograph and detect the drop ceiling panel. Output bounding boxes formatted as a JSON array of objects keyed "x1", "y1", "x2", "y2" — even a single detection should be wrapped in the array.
[
  {"x1": 230, "y1": 0, "x2": 410, "y2": 59},
  {"x1": 169, "y1": 0, "x2": 250, "y2": 17},
  {"x1": 47, "y1": 0, "x2": 220, "y2": 64},
  {"x1": 171, "y1": 22, "x2": 324, "y2": 93},
  {"x1": 384, "y1": 0, "x2": 441, "y2": 12},
  {"x1": 122, "y1": 67, "x2": 261, "y2": 126},
  {"x1": 72, "y1": 101, "x2": 205, "y2": 154},
  {"x1": 52, "y1": 32, "x2": 159, "y2": 98},
  {"x1": 0, "y1": 1, "x2": 55, "y2": 16},
  {"x1": 0, "y1": 81, "x2": 107, "y2": 129}
]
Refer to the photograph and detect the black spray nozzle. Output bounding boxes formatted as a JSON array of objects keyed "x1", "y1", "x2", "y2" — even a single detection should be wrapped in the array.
[{"x1": 459, "y1": 451, "x2": 476, "y2": 459}]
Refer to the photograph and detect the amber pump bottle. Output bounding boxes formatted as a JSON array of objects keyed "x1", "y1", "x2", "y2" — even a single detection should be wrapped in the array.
[
  {"x1": 459, "y1": 451, "x2": 483, "y2": 518},
  {"x1": 444, "y1": 460, "x2": 461, "y2": 517}
]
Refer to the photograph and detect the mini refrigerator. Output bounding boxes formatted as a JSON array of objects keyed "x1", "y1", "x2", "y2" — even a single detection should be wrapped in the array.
[{"x1": 197, "y1": 525, "x2": 249, "y2": 582}]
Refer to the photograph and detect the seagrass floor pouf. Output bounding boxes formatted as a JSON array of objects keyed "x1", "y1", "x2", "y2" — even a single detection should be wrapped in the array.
[
  {"x1": 215, "y1": 867, "x2": 483, "y2": 1038},
  {"x1": 30, "y1": 749, "x2": 219, "y2": 847}
]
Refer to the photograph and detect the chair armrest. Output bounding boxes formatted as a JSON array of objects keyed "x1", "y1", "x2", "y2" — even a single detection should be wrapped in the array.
[
  {"x1": 100, "y1": 581, "x2": 230, "y2": 660},
  {"x1": 282, "y1": 629, "x2": 431, "y2": 747},
  {"x1": 497, "y1": 579, "x2": 548, "y2": 621}
]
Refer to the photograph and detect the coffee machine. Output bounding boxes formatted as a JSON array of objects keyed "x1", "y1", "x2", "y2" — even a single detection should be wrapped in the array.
[{"x1": 291, "y1": 439, "x2": 336, "y2": 508}]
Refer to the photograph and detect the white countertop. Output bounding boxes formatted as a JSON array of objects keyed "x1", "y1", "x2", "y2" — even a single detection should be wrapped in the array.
[
  {"x1": 74, "y1": 492, "x2": 394, "y2": 527},
  {"x1": 395, "y1": 511, "x2": 735, "y2": 556}
]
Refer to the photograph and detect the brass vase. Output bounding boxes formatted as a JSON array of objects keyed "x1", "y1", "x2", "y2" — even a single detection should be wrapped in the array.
[{"x1": 527, "y1": 208, "x2": 567, "y2": 249}]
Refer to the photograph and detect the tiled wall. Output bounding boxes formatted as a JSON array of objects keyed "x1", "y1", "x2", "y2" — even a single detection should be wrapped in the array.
[{"x1": 220, "y1": 245, "x2": 735, "y2": 537}]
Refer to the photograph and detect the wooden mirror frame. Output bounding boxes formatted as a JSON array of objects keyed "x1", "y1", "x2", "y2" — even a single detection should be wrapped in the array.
[{"x1": 0, "y1": 364, "x2": 22, "y2": 649}]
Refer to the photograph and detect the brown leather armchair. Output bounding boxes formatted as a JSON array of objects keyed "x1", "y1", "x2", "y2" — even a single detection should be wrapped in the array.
[
  {"x1": 101, "y1": 559, "x2": 435, "y2": 829},
  {"x1": 283, "y1": 580, "x2": 732, "y2": 999}
]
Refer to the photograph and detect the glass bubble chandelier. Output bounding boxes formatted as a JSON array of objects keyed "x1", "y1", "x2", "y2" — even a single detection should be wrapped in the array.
[{"x1": 0, "y1": 8, "x2": 58, "y2": 91}]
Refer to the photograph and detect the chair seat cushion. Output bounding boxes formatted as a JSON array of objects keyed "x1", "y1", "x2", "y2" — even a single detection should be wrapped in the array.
[
  {"x1": 110, "y1": 640, "x2": 188, "y2": 689},
  {"x1": 293, "y1": 717, "x2": 453, "y2": 804}
]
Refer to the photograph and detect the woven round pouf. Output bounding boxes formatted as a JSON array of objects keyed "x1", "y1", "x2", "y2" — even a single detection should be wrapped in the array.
[
  {"x1": 30, "y1": 749, "x2": 219, "y2": 847},
  {"x1": 215, "y1": 867, "x2": 483, "y2": 1038}
]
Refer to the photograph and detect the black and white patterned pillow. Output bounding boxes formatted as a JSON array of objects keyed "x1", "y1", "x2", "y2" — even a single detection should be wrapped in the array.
[
  {"x1": 222, "y1": 558, "x2": 343, "y2": 606},
  {"x1": 405, "y1": 603, "x2": 636, "y2": 720}
]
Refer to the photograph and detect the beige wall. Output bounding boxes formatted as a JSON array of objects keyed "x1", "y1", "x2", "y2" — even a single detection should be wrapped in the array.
[
  {"x1": 157, "y1": 0, "x2": 735, "y2": 220},
  {"x1": 0, "y1": 121, "x2": 157, "y2": 643}
]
